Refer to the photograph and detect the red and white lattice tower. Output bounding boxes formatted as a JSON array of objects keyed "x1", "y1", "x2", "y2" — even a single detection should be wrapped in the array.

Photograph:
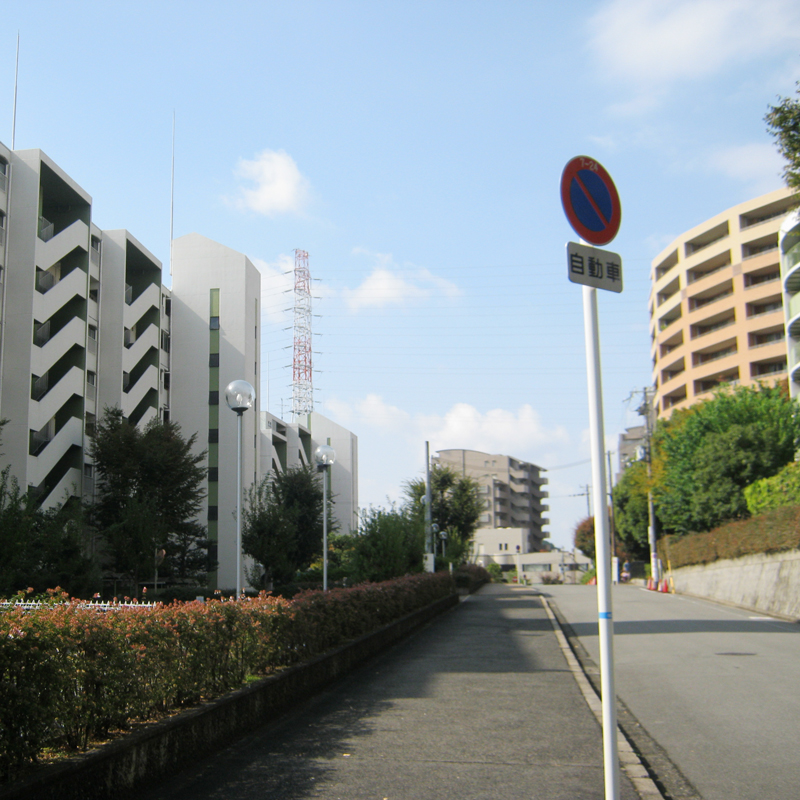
[{"x1": 291, "y1": 249, "x2": 314, "y2": 420}]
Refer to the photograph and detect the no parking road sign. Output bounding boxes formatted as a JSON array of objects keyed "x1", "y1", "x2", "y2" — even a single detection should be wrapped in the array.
[{"x1": 560, "y1": 156, "x2": 621, "y2": 246}]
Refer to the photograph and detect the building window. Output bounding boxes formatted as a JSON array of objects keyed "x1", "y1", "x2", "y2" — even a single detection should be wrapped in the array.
[
  {"x1": 84, "y1": 463, "x2": 94, "y2": 478},
  {"x1": 209, "y1": 391, "x2": 219, "y2": 405},
  {"x1": 209, "y1": 353, "x2": 219, "y2": 367},
  {"x1": 161, "y1": 331, "x2": 171, "y2": 352},
  {"x1": 210, "y1": 316, "x2": 220, "y2": 330},
  {"x1": 86, "y1": 371, "x2": 96, "y2": 386},
  {"x1": 208, "y1": 428, "x2": 219, "y2": 443},
  {"x1": 208, "y1": 467, "x2": 219, "y2": 482},
  {"x1": 207, "y1": 506, "x2": 218, "y2": 521}
]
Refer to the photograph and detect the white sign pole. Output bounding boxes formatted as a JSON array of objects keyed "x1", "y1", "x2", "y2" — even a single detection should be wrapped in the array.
[{"x1": 582, "y1": 283, "x2": 619, "y2": 800}]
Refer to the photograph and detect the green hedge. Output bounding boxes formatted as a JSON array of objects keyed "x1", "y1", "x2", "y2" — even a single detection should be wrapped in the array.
[
  {"x1": 452, "y1": 564, "x2": 491, "y2": 591},
  {"x1": 658, "y1": 505, "x2": 800, "y2": 570},
  {"x1": 0, "y1": 572, "x2": 454, "y2": 780}
]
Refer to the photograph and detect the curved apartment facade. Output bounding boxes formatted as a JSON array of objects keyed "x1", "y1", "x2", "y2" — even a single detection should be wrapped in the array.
[
  {"x1": 781, "y1": 209, "x2": 800, "y2": 396},
  {"x1": 650, "y1": 188, "x2": 796, "y2": 418}
]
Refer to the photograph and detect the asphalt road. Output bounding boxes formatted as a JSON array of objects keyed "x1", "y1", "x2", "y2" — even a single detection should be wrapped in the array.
[
  {"x1": 138, "y1": 584, "x2": 640, "y2": 800},
  {"x1": 544, "y1": 583, "x2": 800, "y2": 800}
]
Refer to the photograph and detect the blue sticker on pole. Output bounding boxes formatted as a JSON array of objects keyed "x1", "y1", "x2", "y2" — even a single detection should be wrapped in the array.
[
  {"x1": 598, "y1": 612, "x2": 612, "y2": 619},
  {"x1": 560, "y1": 156, "x2": 622, "y2": 247}
]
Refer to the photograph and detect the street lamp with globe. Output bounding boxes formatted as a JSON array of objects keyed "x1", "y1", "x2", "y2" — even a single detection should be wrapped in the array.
[
  {"x1": 314, "y1": 444, "x2": 336, "y2": 591},
  {"x1": 225, "y1": 379, "x2": 256, "y2": 598}
]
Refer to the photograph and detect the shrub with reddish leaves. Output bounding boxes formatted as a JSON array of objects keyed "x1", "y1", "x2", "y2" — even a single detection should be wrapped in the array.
[{"x1": 0, "y1": 572, "x2": 453, "y2": 780}]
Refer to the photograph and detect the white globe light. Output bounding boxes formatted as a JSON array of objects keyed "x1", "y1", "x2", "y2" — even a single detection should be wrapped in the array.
[
  {"x1": 314, "y1": 444, "x2": 336, "y2": 467},
  {"x1": 225, "y1": 380, "x2": 256, "y2": 413}
]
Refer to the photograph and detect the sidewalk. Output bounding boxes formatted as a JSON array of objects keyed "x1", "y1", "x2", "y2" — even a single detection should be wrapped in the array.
[{"x1": 140, "y1": 584, "x2": 645, "y2": 800}]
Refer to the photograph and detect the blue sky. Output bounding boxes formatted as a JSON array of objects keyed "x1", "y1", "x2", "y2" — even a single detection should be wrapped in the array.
[{"x1": 4, "y1": 1, "x2": 800, "y2": 549}]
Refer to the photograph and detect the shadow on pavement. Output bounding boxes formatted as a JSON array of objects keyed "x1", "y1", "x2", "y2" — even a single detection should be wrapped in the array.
[{"x1": 563, "y1": 618, "x2": 800, "y2": 637}]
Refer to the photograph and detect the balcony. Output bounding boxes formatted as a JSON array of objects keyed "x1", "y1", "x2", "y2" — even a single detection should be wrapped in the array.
[{"x1": 38, "y1": 216, "x2": 54, "y2": 242}]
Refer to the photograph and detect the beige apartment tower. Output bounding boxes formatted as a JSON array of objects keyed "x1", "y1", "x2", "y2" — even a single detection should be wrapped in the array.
[
  {"x1": 434, "y1": 449, "x2": 549, "y2": 551},
  {"x1": 650, "y1": 188, "x2": 796, "y2": 418}
]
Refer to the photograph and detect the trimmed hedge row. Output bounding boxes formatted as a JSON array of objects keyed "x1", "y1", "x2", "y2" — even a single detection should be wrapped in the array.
[
  {"x1": 452, "y1": 564, "x2": 492, "y2": 592},
  {"x1": 0, "y1": 572, "x2": 454, "y2": 781},
  {"x1": 658, "y1": 505, "x2": 800, "y2": 570}
]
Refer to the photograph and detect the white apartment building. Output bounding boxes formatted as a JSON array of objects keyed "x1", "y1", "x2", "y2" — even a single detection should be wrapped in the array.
[
  {"x1": 0, "y1": 143, "x2": 358, "y2": 593},
  {"x1": 781, "y1": 209, "x2": 800, "y2": 397},
  {"x1": 170, "y1": 234, "x2": 262, "y2": 591},
  {"x1": 0, "y1": 143, "x2": 168, "y2": 511}
]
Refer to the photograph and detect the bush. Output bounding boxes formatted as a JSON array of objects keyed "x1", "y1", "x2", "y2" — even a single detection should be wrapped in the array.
[
  {"x1": 0, "y1": 572, "x2": 454, "y2": 781},
  {"x1": 540, "y1": 572, "x2": 562, "y2": 585},
  {"x1": 580, "y1": 567, "x2": 597, "y2": 585},
  {"x1": 485, "y1": 563, "x2": 503, "y2": 582},
  {"x1": 744, "y1": 461, "x2": 800, "y2": 515},
  {"x1": 658, "y1": 505, "x2": 800, "y2": 569},
  {"x1": 452, "y1": 564, "x2": 491, "y2": 592}
]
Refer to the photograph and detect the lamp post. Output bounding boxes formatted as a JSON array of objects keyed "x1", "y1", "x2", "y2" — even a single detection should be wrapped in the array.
[
  {"x1": 314, "y1": 444, "x2": 336, "y2": 591},
  {"x1": 225, "y1": 379, "x2": 256, "y2": 598}
]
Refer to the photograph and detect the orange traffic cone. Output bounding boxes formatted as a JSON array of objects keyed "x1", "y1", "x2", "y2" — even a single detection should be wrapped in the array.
[{"x1": 660, "y1": 579, "x2": 669, "y2": 593}]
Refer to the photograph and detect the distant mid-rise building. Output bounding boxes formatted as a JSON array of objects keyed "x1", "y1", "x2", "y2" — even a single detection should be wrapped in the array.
[
  {"x1": 649, "y1": 187, "x2": 796, "y2": 418},
  {"x1": 434, "y1": 449, "x2": 549, "y2": 551}
]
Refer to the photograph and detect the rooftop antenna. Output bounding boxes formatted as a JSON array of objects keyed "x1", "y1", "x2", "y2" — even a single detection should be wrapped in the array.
[
  {"x1": 169, "y1": 111, "x2": 175, "y2": 277},
  {"x1": 11, "y1": 32, "x2": 19, "y2": 149}
]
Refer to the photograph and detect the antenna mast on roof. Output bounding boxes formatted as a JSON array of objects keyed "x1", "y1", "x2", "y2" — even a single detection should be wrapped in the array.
[
  {"x1": 291, "y1": 249, "x2": 313, "y2": 421},
  {"x1": 11, "y1": 32, "x2": 19, "y2": 149},
  {"x1": 169, "y1": 111, "x2": 175, "y2": 277}
]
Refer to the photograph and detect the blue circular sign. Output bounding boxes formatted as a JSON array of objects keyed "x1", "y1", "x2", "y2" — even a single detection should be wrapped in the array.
[{"x1": 560, "y1": 156, "x2": 621, "y2": 246}]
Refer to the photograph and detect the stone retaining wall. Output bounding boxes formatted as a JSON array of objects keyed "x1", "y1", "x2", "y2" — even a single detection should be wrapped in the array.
[
  {"x1": 0, "y1": 593, "x2": 460, "y2": 800},
  {"x1": 671, "y1": 549, "x2": 800, "y2": 620}
]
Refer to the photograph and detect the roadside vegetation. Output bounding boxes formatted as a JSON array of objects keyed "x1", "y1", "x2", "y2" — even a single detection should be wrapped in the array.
[{"x1": 0, "y1": 572, "x2": 455, "y2": 781}]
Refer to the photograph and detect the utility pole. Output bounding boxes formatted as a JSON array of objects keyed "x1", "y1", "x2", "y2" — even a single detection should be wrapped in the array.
[
  {"x1": 424, "y1": 441, "x2": 434, "y2": 572},
  {"x1": 606, "y1": 450, "x2": 618, "y2": 583},
  {"x1": 637, "y1": 387, "x2": 660, "y2": 585}
]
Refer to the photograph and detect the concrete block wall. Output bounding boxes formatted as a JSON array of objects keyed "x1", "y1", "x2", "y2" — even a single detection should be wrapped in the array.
[{"x1": 671, "y1": 549, "x2": 800, "y2": 619}]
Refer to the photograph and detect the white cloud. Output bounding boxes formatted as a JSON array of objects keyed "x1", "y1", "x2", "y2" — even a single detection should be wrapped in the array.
[
  {"x1": 326, "y1": 393, "x2": 411, "y2": 432},
  {"x1": 705, "y1": 142, "x2": 785, "y2": 194},
  {"x1": 589, "y1": 0, "x2": 800, "y2": 87},
  {"x1": 229, "y1": 149, "x2": 310, "y2": 216},
  {"x1": 341, "y1": 249, "x2": 461, "y2": 312}
]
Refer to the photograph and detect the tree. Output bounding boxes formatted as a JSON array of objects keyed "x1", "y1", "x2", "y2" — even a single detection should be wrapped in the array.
[
  {"x1": 688, "y1": 423, "x2": 783, "y2": 530},
  {"x1": 573, "y1": 516, "x2": 595, "y2": 560},
  {"x1": 89, "y1": 408, "x2": 209, "y2": 593},
  {"x1": 241, "y1": 466, "x2": 326, "y2": 589},
  {"x1": 765, "y1": 82, "x2": 800, "y2": 192},
  {"x1": 612, "y1": 461, "x2": 653, "y2": 561},
  {"x1": 403, "y1": 465, "x2": 484, "y2": 562},
  {"x1": 348, "y1": 505, "x2": 424, "y2": 583},
  {"x1": 652, "y1": 383, "x2": 800, "y2": 534},
  {"x1": 0, "y1": 467, "x2": 100, "y2": 597}
]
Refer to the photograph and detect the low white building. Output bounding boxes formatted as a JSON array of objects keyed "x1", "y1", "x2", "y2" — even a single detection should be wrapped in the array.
[{"x1": 472, "y1": 527, "x2": 591, "y2": 583}]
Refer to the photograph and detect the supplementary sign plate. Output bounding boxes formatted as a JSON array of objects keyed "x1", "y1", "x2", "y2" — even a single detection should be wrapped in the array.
[{"x1": 567, "y1": 241, "x2": 623, "y2": 293}]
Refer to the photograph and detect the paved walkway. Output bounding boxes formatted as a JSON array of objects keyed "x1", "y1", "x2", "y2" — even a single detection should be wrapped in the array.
[{"x1": 140, "y1": 584, "x2": 643, "y2": 800}]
